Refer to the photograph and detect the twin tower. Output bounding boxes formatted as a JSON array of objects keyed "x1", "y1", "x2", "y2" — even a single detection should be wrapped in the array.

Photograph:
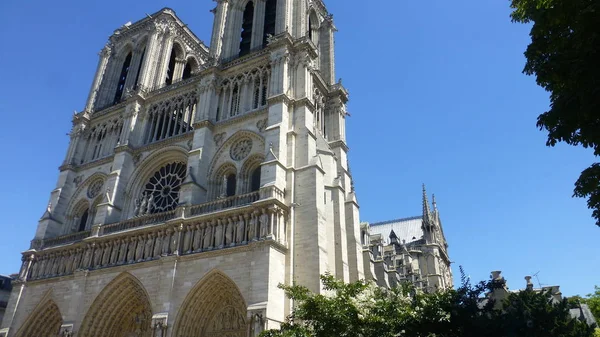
[{"x1": 0, "y1": 1, "x2": 365, "y2": 337}]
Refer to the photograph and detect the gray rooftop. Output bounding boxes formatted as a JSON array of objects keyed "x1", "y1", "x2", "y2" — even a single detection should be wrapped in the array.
[
  {"x1": 369, "y1": 216, "x2": 424, "y2": 245},
  {"x1": 569, "y1": 304, "x2": 597, "y2": 326}
]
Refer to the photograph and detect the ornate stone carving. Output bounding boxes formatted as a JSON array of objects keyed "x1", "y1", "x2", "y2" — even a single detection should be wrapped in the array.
[
  {"x1": 214, "y1": 132, "x2": 226, "y2": 147},
  {"x1": 256, "y1": 119, "x2": 268, "y2": 132},
  {"x1": 230, "y1": 138, "x2": 252, "y2": 161}
]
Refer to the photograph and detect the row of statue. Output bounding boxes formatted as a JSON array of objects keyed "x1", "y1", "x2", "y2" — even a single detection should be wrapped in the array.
[{"x1": 22, "y1": 206, "x2": 286, "y2": 281}]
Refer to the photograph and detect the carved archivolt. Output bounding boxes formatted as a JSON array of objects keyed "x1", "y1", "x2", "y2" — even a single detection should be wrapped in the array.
[
  {"x1": 79, "y1": 273, "x2": 153, "y2": 337},
  {"x1": 14, "y1": 294, "x2": 62, "y2": 337},
  {"x1": 172, "y1": 270, "x2": 247, "y2": 337},
  {"x1": 208, "y1": 130, "x2": 264, "y2": 178}
]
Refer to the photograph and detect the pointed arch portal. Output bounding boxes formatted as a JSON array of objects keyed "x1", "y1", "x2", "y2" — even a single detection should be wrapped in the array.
[
  {"x1": 14, "y1": 296, "x2": 62, "y2": 337},
  {"x1": 79, "y1": 273, "x2": 153, "y2": 337},
  {"x1": 173, "y1": 270, "x2": 248, "y2": 337}
]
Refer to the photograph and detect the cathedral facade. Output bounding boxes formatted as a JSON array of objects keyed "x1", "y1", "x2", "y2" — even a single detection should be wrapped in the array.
[{"x1": 0, "y1": 2, "x2": 451, "y2": 337}]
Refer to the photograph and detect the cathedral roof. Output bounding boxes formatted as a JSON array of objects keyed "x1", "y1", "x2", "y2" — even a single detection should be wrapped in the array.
[{"x1": 368, "y1": 216, "x2": 424, "y2": 245}]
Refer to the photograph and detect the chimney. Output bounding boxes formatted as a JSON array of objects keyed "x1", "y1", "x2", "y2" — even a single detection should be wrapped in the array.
[{"x1": 525, "y1": 276, "x2": 533, "y2": 291}]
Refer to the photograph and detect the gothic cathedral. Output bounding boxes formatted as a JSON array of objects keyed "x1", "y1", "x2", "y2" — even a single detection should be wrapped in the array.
[{"x1": 0, "y1": 1, "x2": 451, "y2": 337}]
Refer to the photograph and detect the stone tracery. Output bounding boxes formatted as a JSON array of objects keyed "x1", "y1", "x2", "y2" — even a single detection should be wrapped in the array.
[{"x1": 135, "y1": 162, "x2": 186, "y2": 216}]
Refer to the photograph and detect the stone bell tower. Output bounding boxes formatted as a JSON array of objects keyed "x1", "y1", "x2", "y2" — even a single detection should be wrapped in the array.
[{"x1": 1, "y1": 1, "x2": 363, "y2": 337}]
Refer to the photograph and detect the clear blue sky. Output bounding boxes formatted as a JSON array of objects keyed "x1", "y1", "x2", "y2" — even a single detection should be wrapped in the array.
[{"x1": 0, "y1": 0, "x2": 597, "y2": 296}]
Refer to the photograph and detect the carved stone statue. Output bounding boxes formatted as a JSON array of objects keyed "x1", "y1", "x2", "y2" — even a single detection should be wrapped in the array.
[
  {"x1": 248, "y1": 216, "x2": 257, "y2": 241},
  {"x1": 82, "y1": 244, "x2": 93, "y2": 269},
  {"x1": 225, "y1": 219, "x2": 233, "y2": 246},
  {"x1": 259, "y1": 211, "x2": 269, "y2": 238},
  {"x1": 203, "y1": 226, "x2": 213, "y2": 249},
  {"x1": 214, "y1": 222, "x2": 224, "y2": 247},
  {"x1": 144, "y1": 233, "x2": 154, "y2": 260},
  {"x1": 147, "y1": 194, "x2": 155, "y2": 214},
  {"x1": 236, "y1": 216, "x2": 245, "y2": 243},
  {"x1": 127, "y1": 237, "x2": 137, "y2": 263},
  {"x1": 138, "y1": 193, "x2": 148, "y2": 216},
  {"x1": 192, "y1": 225, "x2": 203, "y2": 251}
]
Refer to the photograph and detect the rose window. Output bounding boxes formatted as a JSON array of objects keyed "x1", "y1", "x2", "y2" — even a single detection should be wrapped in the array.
[
  {"x1": 139, "y1": 162, "x2": 186, "y2": 215},
  {"x1": 230, "y1": 138, "x2": 252, "y2": 161}
]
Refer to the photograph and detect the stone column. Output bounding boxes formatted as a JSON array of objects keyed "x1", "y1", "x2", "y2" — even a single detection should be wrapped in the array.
[
  {"x1": 85, "y1": 45, "x2": 112, "y2": 112},
  {"x1": 209, "y1": 0, "x2": 230, "y2": 60}
]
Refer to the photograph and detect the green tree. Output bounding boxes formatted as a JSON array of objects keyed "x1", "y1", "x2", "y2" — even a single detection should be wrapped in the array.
[
  {"x1": 262, "y1": 273, "x2": 595, "y2": 337},
  {"x1": 583, "y1": 286, "x2": 600, "y2": 321},
  {"x1": 509, "y1": 0, "x2": 600, "y2": 227}
]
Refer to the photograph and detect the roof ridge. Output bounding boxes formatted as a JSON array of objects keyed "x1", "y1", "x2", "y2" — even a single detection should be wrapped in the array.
[{"x1": 369, "y1": 215, "x2": 422, "y2": 226}]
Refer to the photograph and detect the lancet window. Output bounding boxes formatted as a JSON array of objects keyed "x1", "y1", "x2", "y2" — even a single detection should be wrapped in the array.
[
  {"x1": 250, "y1": 167, "x2": 261, "y2": 192},
  {"x1": 239, "y1": 1, "x2": 254, "y2": 57},
  {"x1": 83, "y1": 118, "x2": 124, "y2": 163},
  {"x1": 114, "y1": 52, "x2": 132, "y2": 104},
  {"x1": 143, "y1": 90, "x2": 197, "y2": 144},
  {"x1": 263, "y1": 0, "x2": 277, "y2": 46},
  {"x1": 134, "y1": 162, "x2": 186, "y2": 216}
]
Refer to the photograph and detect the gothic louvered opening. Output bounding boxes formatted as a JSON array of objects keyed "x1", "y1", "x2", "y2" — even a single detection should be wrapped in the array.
[
  {"x1": 78, "y1": 209, "x2": 89, "y2": 232},
  {"x1": 135, "y1": 162, "x2": 186, "y2": 216},
  {"x1": 114, "y1": 52, "x2": 132, "y2": 104},
  {"x1": 144, "y1": 90, "x2": 197, "y2": 144},
  {"x1": 263, "y1": 0, "x2": 277, "y2": 46},
  {"x1": 239, "y1": 1, "x2": 254, "y2": 57}
]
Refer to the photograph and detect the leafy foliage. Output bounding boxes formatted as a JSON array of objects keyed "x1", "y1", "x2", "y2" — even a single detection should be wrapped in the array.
[
  {"x1": 509, "y1": 0, "x2": 600, "y2": 226},
  {"x1": 576, "y1": 286, "x2": 600, "y2": 322},
  {"x1": 262, "y1": 273, "x2": 596, "y2": 337}
]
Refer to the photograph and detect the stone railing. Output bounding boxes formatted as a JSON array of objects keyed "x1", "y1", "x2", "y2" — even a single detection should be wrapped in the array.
[
  {"x1": 32, "y1": 230, "x2": 92, "y2": 250},
  {"x1": 31, "y1": 188, "x2": 284, "y2": 250},
  {"x1": 21, "y1": 202, "x2": 288, "y2": 282},
  {"x1": 102, "y1": 210, "x2": 177, "y2": 235},
  {"x1": 188, "y1": 191, "x2": 260, "y2": 217}
]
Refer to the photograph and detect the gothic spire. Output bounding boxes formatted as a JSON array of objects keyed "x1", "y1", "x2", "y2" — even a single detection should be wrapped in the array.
[{"x1": 422, "y1": 184, "x2": 431, "y2": 223}]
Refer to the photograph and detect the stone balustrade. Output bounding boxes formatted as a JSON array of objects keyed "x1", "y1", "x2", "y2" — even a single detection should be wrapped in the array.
[
  {"x1": 31, "y1": 187, "x2": 285, "y2": 250},
  {"x1": 21, "y1": 202, "x2": 288, "y2": 282}
]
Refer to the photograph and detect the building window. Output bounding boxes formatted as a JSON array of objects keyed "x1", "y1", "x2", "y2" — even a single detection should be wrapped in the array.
[
  {"x1": 136, "y1": 162, "x2": 187, "y2": 216},
  {"x1": 239, "y1": 1, "x2": 254, "y2": 56},
  {"x1": 230, "y1": 84, "x2": 240, "y2": 117},
  {"x1": 78, "y1": 209, "x2": 89, "y2": 232},
  {"x1": 182, "y1": 62, "x2": 192, "y2": 80},
  {"x1": 226, "y1": 174, "x2": 237, "y2": 197},
  {"x1": 250, "y1": 167, "x2": 261, "y2": 192},
  {"x1": 263, "y1": 0, "x2": 277, "y2": 47},
  {"x1": 165, "y1": 48, "x2": 178, "y2": 86},
  {"x1": 113, "y1": 52, "x2": 132, "y2": 104}
]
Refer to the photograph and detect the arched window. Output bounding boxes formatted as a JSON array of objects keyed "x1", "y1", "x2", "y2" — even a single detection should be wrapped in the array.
[
  {"x1": 263, "y1": 0, "x2": 277, "y2": 47},
  {"x1": 113, "y1": 52, "x2": 132, "y2": 104},
  {"x1": 78, "y1": 209, "x2": 89, "y2": 232},
  {"x1": 165, "y1": 48, "x2": 178, "y2": 86},
  {"x1": 239, "y1": 1, "x2": 254, "y2": 57},
  {"x1": 182, "y1": 62, "x2": 192, "y2": 80},
  {"x1": 226, "y1": 174, "x2": 237, "y2": 197},
  {"x1": 133, "y1": 47, "x2": 146, "y2": 89},
  {"x1": 250, "y1": 167, "x2": 261, "y2": 192}
]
